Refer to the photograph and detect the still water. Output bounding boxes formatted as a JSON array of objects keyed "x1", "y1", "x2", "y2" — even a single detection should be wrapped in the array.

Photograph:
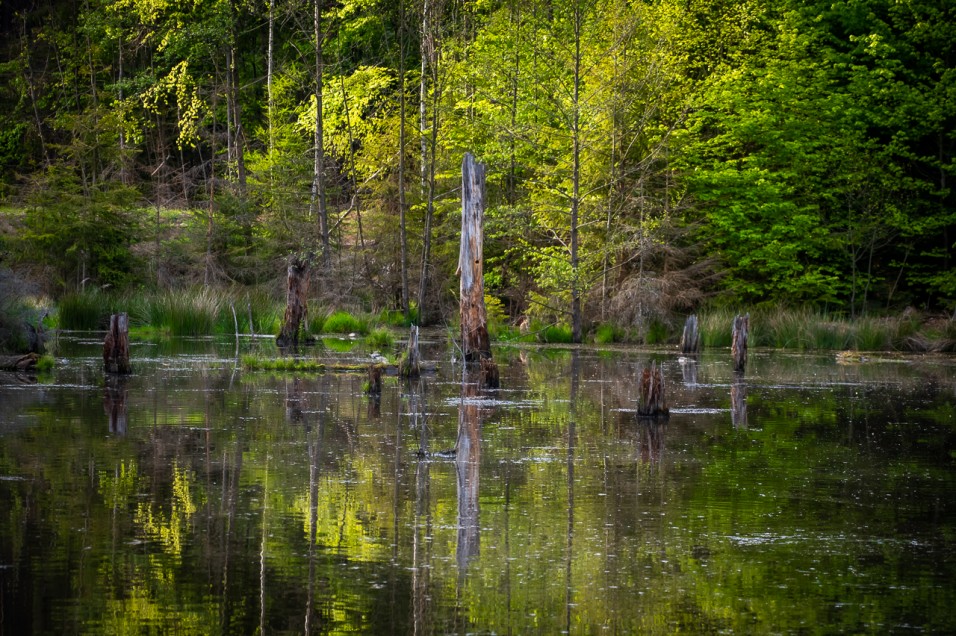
[{"x1": 0, "y1": 334, "x2": 954, "y2": 634}]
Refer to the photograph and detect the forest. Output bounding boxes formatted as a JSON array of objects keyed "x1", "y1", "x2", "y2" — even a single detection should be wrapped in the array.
[{"x1": 0, "y1": 0, "x2": 953, "y2": 345}]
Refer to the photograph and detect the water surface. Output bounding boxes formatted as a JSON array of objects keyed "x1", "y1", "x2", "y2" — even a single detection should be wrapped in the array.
[{"x1": 1, "y1": 335, "x2": 954, "y2": 634}]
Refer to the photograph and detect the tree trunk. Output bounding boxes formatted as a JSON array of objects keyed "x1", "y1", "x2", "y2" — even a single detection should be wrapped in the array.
[
  {"x1": 400, "y1": 325, "x2": 421, "y2": 378},
  {"x1": 277, "y1": 256, "x2": 312, "y2": 348},
  {"x1": 679, "y1": 314, "x2": 700, "y2": 354},
  {"x1": 732, "y1": 313, "x2": 749, "y2": 373},
  {"x1": 398, "y1": 0, "x2": 410, "y2": 320},
  {"x1": 459, "y1": 153, "x2": 491, "y2": 362},
  {"x1": 103, "y1": 312, "x2": 132, "y2": 375},
  {"x1": 569, "y1": 1, "x2": 582, "y2": 344},
  {"x1": 313, "y1": 0, "x2": 330, "y2": 268}
]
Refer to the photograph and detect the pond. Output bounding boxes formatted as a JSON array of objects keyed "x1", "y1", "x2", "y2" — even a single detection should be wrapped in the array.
[{"x1": 1, "y1": 334, "x2": 954, "y2": 634}]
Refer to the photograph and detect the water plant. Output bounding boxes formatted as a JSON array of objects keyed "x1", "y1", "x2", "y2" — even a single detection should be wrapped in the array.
[
  {"x1": 365, "y1": 328, "x2": 394, "y2": 349},
  {"x1": 323, "y1": 311, "x2": 368, "y2": 335},
  {"x1": 58, "y1": 289, "x2": 112, "y2": 330}
]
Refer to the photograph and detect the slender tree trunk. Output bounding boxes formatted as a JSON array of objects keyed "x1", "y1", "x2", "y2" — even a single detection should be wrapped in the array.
[
  {"x1": 398, "y1": 0, "x2": 410, "y2": 319},
  {"x1": 229, "y1": 0, "x2": 247, "y2": 194},
  {"x1": 417, "y1": 7, "x2": 441, "y2": 326},
  {"x1": 267, "y1": 0, "x2": 275, "y2": 158},
  {"x1": 313, "y1": 0, "x2": 330, "y2": 268},
  {"x1": 570, "y1": 1, "x2": 582, "y2": 343},
  {"x1": 419, "y1": 0, "x2": 430, "y2": 193}
]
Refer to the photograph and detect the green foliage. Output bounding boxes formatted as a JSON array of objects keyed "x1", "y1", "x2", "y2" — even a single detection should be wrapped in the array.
[
  {"x1": 14, "y1": 172, "x2": 142, "y2": 292},
  {"x1": 364, "y1": 328, "x2": 393, "y2": 349},
  {"x1": 323, "y1": 311, "x2": 368, "y2": 335},
  {"x1": 539, "y1": 324, "x2": 573, "y2": 344},
  {"x1": 594, "y1": 324, "x2": 619, "y2": 345},
  {"x1": 58, "y1": 290, "x2": 113, "y2": 330},
  {"x1": 136, "y1": 288, "x2": 224, "y2": 336}
]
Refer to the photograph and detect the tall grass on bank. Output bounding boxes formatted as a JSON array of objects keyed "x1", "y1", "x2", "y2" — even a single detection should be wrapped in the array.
[
  {"x1": 137, "y1": 288, "x2": 223, "y2": 336},
  {"x1": 58, "y1": 289, "x2": 115, "y2": 329},
  {"x1": 694, "y1": 307, "x2": 947, "y2": 352}
]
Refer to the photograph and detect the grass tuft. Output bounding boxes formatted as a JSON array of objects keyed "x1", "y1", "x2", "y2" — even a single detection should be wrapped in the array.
[{"x1": 323, "y1": 311, "x2": 368, "y2": 335}]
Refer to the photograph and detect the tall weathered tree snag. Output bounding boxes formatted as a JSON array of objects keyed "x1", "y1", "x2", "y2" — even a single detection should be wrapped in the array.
[
  {"x1": 458, "y1": 153, "x2": 498, "y2": 388},
  {"x1": 732, "y1": 313, "x2": 749, "y2": 373},
  {"x1": 680, "y1": 314, "x2": 700, "y2": 354},
  {"x1": 277, "y1": 255, "x2": 312, "y2": 348},
  {"x1": 103, "y1": 312, "x2": 132, "y2": 374}
]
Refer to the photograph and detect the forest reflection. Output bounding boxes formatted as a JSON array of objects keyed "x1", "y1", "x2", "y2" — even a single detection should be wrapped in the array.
[{"x1": 0, "y1": 341, "x2": 954, "y2": 634}]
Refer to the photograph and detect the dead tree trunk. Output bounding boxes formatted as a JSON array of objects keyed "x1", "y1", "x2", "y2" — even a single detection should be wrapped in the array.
[
  {"x1": 679, "y1": 314, "x2": 700, "y2": 354},
  {"x1": 400, "y1": 325, "x2": 422, "y2": 378},
  {"x1": 732, "y1": 313, "x2": 749, "y2": 373},
  {"x1": 458, "y1": 152, "x2": 497, "y2": 372},
  {"x1": 103, "y1": 313, "x2": 132, "y2": 374},
  {"x1": 637, "y1": 361, "x2": 668, "y2": 417},
  {"x1": 277, "y1": 255, "x2": 312, "y2": 348}
]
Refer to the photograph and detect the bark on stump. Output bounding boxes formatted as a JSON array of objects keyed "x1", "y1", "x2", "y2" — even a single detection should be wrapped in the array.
[
  {"x1": 400, "y1": 325, "x2": 422, "y2": 378},
  {"x1": 103, "y1": 313, "x2": 132, "y2": 375},
  {"x1": 680, "y1": 314, "x2": 700, "y2": 354},
  {"x1": 458, "y1": 152, "x2": 498, "y2": 387},
  {"x1": 637, "y1": 361, "x2": 669, "y2": 417},
  {"x1": 732, "y1": 313, "x2": 749, "y2": 373},
  {"x1": 366, "y1": 364, "x2": 384, "y2": 395},
  {"x1": 277, "y1": 255, "x2": 312, "y2": 348}
]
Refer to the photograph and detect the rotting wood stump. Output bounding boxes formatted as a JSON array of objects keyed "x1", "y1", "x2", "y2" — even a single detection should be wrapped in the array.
[
  {"x1": 400, "y1": 325, "x2": 422, "y2": 378},
  {"x1": 732, "y1": 313, "x2": 749, "y2": 373},
  {"x1": 637, "y1": 361, "x2": 669, "y2": 417},
  {"x1": 458, "y1": 152, "x2": 498, "y2": 388},
  {"x1": 103, "y1": 313, "x2": 132, "y2": 375},
  {"x1": 366, "y1": 363, "x2": 384, "y2": 395},
  {"x1": 276, "y1": 254, "x2": 312, "y2": 348},
  {"x1": 680, "y1": 314, "x2": 700, "y2": 354}
]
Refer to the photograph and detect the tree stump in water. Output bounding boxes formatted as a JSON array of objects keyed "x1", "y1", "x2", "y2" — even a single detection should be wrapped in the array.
[
  {"x1": 276, "y1": 254, "x2": 312, "y2": 348},
  {"x1": 400, "y1": 325, "x2": 421, "y2": 378},
  {"x1": 732, "y1": 313, "x2": 749, "y2": 373},
  {"x1": 366, "y1": 364, "x2": 383, "y2": 395},
  {"x1": 458, "y1": 152, "x2": 498, "y2": 387},
  {"x1": 637, "y1": 361, "x2": 668, "y2": 417},
  {"x1": 679, "y1": 314, "x2": 700, "y2": 354},
  {"x1": 103, "y1": 313, "x2": 132, "y2": 375}
]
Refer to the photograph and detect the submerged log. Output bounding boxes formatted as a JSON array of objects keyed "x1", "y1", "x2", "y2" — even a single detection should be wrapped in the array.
[
  {"x1": 637, "y1": 361, "x2": 669, "y2": 417},
  {"x1": 0, "y1": 353, "x2": 39, "y2": 372},
  {"x1": 103, "y1": 313, "x2": 132, "y2": 375},
  {"x1": 276, "y1": 254, "x2": 312, "y2": 348},
  {"x1": 732, "y1": 313, "x2": 749, "y2": 373},
  {"x1": 400, "y1": 325, "x2": 422, "y2": 378},
  {"x1": 679, "y1": 314, "x2": 700, "y2": 354},
  {"x1": 458, "y1": 152, "x2": 499, "y2": 387}
]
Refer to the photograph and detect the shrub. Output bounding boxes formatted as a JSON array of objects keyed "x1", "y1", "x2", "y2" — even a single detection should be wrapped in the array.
[{"x1": 540, "y1": 324, "x2": 573, "y2": 344}]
